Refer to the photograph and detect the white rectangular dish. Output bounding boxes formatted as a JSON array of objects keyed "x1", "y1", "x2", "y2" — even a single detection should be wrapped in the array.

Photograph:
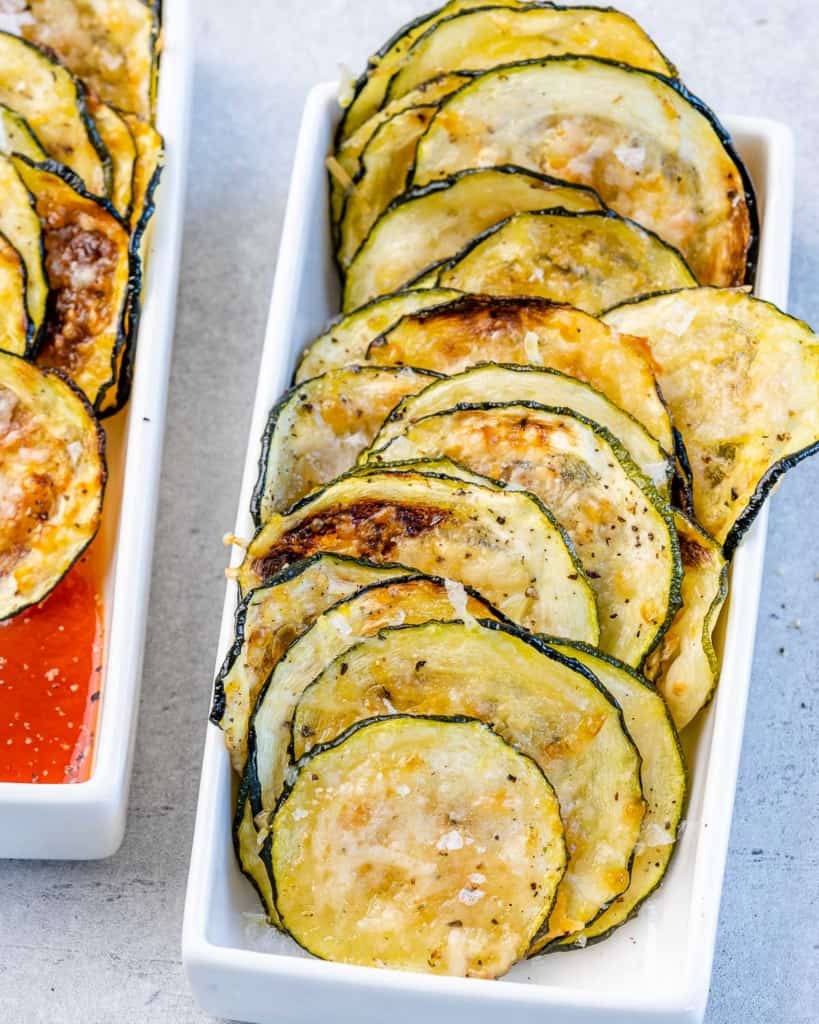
[
  {"x1": 182, "y1": 83, "x2": 794, "y2": 1024},
  {"x1": 0, "y1": 0, "x2": 194, "y2": 860}
]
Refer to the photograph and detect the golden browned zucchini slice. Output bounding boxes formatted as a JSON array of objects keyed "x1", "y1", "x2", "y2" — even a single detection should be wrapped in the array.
[
  {"x1": 237, "y1": 466, "x2": 599, "y2": 641},
  {"x1": 0, "y1": 351, "x2": 105, "y2": 620},
  {"x1": 338, "y1": 105, "x2": 437, "y2": 271},
  {"x1": 343, "y1": 166, "x2": 603, "y2": 310},
  {"x1": 23, "y1": 0, "x2": 160, "y2": 119},
  {"x1": 87, "y1": 95, "x2": 136, "y2": 220},
  {"x1": 0, "y1": 32, "x2": 109, "y2": 195},
  {"x1": 213, "y1": 553, "x2": 409, "y2": 774},
  {"x1": 367, "y1": 403, "x2": 680, "y2": 667},
  {"x1": 252, "y1": 366, "x2": 438, "y2": 524},
  {"x1": 14, "y1": 157, "x2": 131, "y2": 412},
  {"x1": 644, "y1": 511, "x2": 728, "y2": 730},
  {"x1": 368, "y1": 363, "x2": 673, "y2": 497},
  {"x1": 544, "y1": 641, "x2": 686, "y2": 951},
  {"x1": 123, "y1": 113, "x2": 164, "y2": 239},
  {"x1": 272, "y1": 715, "x2": 567, "y2": 976},
  {"x1": 386, "y1": 4, "x2": 675, "y2": 104},
  {"x1": 431, "y1": 210, "x2": 696, "y2": 314},
  {"x1": 0, "y1": 103, "x2": 48, "y2": 162},
  {"x1": 603, "y1": 288, "x2": 819, "y2": 553},
  {"x1": 0, "y1": 156, "x2": 48, "y2": 347},
  {"x1": 366, "y1": 295, "x2": 673, "y2": 452},
  {"x1": 291, "y1": 620, "x2": 644, "y2": 944},
  {"x1": 294, "y1": 287, "x2": 461, "y2": 383},
  {"x1": 0, "y1": 233, "x2": 31, "y2": 355},
  {"x1": 412, "y1": 57, "x2": 757, "y2": 286}
]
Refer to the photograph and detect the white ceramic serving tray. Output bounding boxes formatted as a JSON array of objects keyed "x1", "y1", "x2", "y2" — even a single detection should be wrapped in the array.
[
  {"x1": 0, "y1": 0, "x2": 193, "y2": 860},
  {"x1": 183, "y1": 83, "x2": 794, "y2": 1024}
]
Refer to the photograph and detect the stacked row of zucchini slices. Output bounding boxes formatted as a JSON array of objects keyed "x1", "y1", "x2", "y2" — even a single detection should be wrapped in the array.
[
  {"x1": 212, "y1": 1, "x2": 819, "y2": 979},
  {"x1": 0, "y1": 2, "x2": 163, "y2": 622}
]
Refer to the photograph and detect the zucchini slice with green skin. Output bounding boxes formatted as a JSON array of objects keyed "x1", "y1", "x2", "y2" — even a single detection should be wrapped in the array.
[
  {"x1": 386, "y1": 4, "x2": 676, "y2": 105},
  {"x1": 0, "y1": 156, "x2": 48, "y2": 349},
  {"x1": 244, "y1": 573, "x2": 503, "y2": 927},
  {"x1": 602, "y1": 288, "x2": 819, "y2": 554},
  {"x1": 0, "y1": 103, "x2": 48, "y2": 162},
  {"x1": 366, "y1": 294, "x2": 674, "y2": 453},
  {"x1": 0, "y1": 232, "x2": 32, "y2": 355},
  {"x1": 343, "y1": 165, "x2": 603, "y2": 310},
  {"x1": 644, "y1": 511, "x2": 728, "y2": 730},
  {"x1": 271, "y1": 715, "x2": 567, "y2": 976},
  {"x1": 368, "y1": 403, "x2": 681, "y2": 667},
  {"x1": 23, "y1": 0, "x2": 160, "y2": 119},
  {"x1": 291, "y1": 619, "x2": 644, "y2": 944},
  {"x1": 432, "y1": 209, "x2": 696, "y2": 315},
  {"x1": 238, "y1": 467, "x2": 599, "y2": 642},
  {"x1": 252, "y1": 365, "x2": 438, "y2": 524},
  {"x1": 213, "y1": 553, "x2": 410, "y2": 774},
  {"x1": 0, "y1": 31, "x2": 110, "y2": 196},
  {"x1": 368, "y1": 363, "x2": 673, "y2": 498},
  {"x1": 14, "y1": 156, "x2": 131, "y2": 412},
  {"x1": 294, "y1": 287, "x2": 461, "y2": 383},
  {"x1": 124, "y1": 113, "x2": 164, "y2": 239},
  {"x1": 412, "y1": 56, "x2": 757, "y2": 286},
  {"x1": 543, "y1": 641, "x2": 686, "y2": 951},
  {"x1": 0, "y1": 351, "x2": 105, "y2": 621},
  {"x1": 87, "y1": 95, "x2": 136, "y2": 220},
  {"x1": 337, "y1": 105, "x2": 438, "y2": 272}
]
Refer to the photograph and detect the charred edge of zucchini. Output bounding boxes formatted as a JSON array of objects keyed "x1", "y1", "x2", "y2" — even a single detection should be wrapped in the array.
[
  {"x1": 672, "y1": 426, "x2": 695, "y2": 514},
  {"x1": 412, "y1": 54, "x2": 758, "y2": 285},
  {"x1": 0, "y1": 228, "x2": 35, "y2": 355}
]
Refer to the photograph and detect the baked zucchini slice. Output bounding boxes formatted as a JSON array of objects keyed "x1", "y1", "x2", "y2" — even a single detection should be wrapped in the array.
[
  {"x1": 291, "y1": 619, "x2": 644, "y2": 943},
  {"x1": 366, "y1": 294, "x2": 674, "y2": 453},
  {"x1": 0, "y1": 232, "x2": 32, "y2": 355},
  {"x1": 645, "y1": 511, "x2": 728, "y2": 730},
  {"x1": 544, "y1": 641, "x2": 686, "y2": 951},
  {"x1": 22, "y1": 0, "x2": 160, "y2": 119},
  {"x1": 386, "y1": 4, "x2": 675, "y2": 105},
  {"x1": 337, "y1": 105, "x2": 438, "y2": 271},
  {"x1": 14, "y1": 157, "x2": 131, "y2": 412},
  {"x1": 87, "y1": 96, "x2": 136, "y2": 220},
  {"x1": 123, "y1": 113, "x2": 164, "y2": 239},
  {"x1": 0, "y1": 351, "x2": 105, "y2": 621},
  {"x1": 213, "y1": 553, "x2": 410, "y2": 774},
  {"x1": 0, "y1": 156, "x2": 48, "y2": 349},
  {"x1": 271, "y1": 715, "x2": 566, "y2": 976},
  {"x1": 412, "y1": 57, "x2": 757, "y2": 286},
  {"x1": 0, "y1": 103, "x2": 48, "y2": 162},
  {"x1": 343, "y1": 165, "x2": 603, "y2": 310},
  {"x1": 368, "y1": 363, "x2": 673, "y2": 498},
  {"x1": 368, "y1": 403, "x2": 680, "y2": 667},
  {"x1": 252, "y1": 365, "x2": 438, "y2": 524},
  {"x1": 294, "y1": 287, "x2": 461, "y2": 383},
  {"x1": 0, "y1": 32, "x2": 109, "y2": 196},
  {"x1": 431, "y1": 209, "x2": 696, "y2": 315},
  {"x1": 602, "y1": 288, "x2": 819, "y2": 553},
  {"x1": 237, "y1": 467, "x2": 599, "y2": 641}
]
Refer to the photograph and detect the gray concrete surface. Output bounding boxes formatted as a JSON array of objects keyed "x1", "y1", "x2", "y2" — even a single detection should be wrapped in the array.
[{"x1": 1, "y1": 1, "x2": 817, "y2": 1021}]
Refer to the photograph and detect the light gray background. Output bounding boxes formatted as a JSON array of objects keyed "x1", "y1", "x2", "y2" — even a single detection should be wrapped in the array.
[{"x1": 1, "y1": 2, "x2": 817, "y2": 1021}]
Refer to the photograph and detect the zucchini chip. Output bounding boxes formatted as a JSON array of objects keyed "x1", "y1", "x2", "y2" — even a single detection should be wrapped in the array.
[
  {"x1": 0, "y1": 32, "x2": 109, "y2": 196},
  {"x1": 87, "y1": 96, "x2": 136, "y2": 220},
  {"x1": 386, "y1": 4, "x2": 675, "y2": 104},
  {"x1": 294, "y1": 287, "x2": 461, "y2": 383},
  {"x1": 368, "y1": 403, "x2": 680, "y2": 667},
  {"x1": 0, "y1": 156, "x2": 48, "y2": 348},
  {"x1": 22, "y1": 0, "x2": 160, "y2": 119},
  {"x1": 0, "y1": 351, "x2": 105, "y2": 621},
  {"x1": 0, "y1": 233, "x2": 31, "y2": 355},
  {"x1": 545, "y1": 641, "x2": 686, "y2": 950},
  {"x1": 123, "y1": 113, "x2": 164, "y2": 239},
  {"x1": 0, "y1": 103, "x2": 48, "y2": 162},
  {"x1": 412, "y1": 57, "x2": 756, "y2": 286},
  {"x1": 252, "y1": 366, "x2": 438, "y2": 524},
  {"x1": 432, "y1": 210, "x2": 696, "y2": 315},
  {"x1": 213, "y1": 553, "x2": 409, "y2": 774},
  {"x1": 14, "y1": 157, "x2": 131, "y2": 412},
  {"x1": 272, "y1": 715, "x2": 566, "y2": 976},
  {"x1": 603, "y1": 288, "x2": 819, "y2": 553},
  {"x1": 343, "y1": 166, "x2": 603, "y2": 310},
  {"x1": 291, "y1": 619, "x2": 644, "y2": 943},
  {"x1": 368, "y1": 363, "x2": 673, "y2": 498},
  {"x1": 337, "y1": 105, "x2": 437, "y2": 270},
  {"x1": 237, "y1": 467, "x2": 599, "y2": 642},
  {"x1": 645, "y1": 512, "x2": 728, "y2": 730},
  {"x1": 366, "y1": 295, "x2": 674, "y2": 453}
]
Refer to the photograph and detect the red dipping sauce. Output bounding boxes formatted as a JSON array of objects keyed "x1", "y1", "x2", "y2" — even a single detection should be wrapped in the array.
[{"x1": 0, "y1": 548, "x2": 104, "y2": 784}]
